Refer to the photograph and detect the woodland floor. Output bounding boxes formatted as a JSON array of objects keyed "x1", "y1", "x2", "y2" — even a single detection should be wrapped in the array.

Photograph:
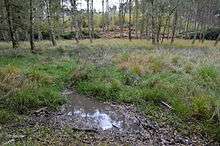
[{"x1": 0, "y1": 39, "x2": 220, "y2": 145}]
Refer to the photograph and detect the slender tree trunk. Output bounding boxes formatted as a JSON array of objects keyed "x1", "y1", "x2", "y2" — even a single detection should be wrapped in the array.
[
  {"x1": 145, "y1": 21, "x2": 149, "y2": 40},
  {"x1": 61, "y1": 0, "x2": 65, "y2": 34},
  {"x1": 166, "y1": 18, "x2": 171, "y2": 40},
  {"x1": 102, "y1": 0, "x2": 105, "y2": 32},
  {"x1": 119, "y1": 1, "x2": 124, "y2": 38},
  {"x1": 87, "y1": 0, "x2": 92, "y2": 43},
  {"x1": 29, "y1": 0, "x2": 35, "y2": 53},
  {"x1": 150, "y1": 1, "x2": 156, "y2": 44},
  {"x1": 47, "y1": 0, "x2": 57, "y2": 46},
  {"x1": 105, "y1": 0, "x2": 109, "y2": 32},
  {"x1": 71, "y1": 0, "x2": 79, "y2": 43},
  {"x1": 4, "y1": 0, "x2": 19, "y2": 48},
  {"x1": 134, "y1": 0, "x2": 139, "y2": 39},
  {"x1": 156, "y1": 16, "x2": 162, "y2": 43},
  {"x1": 128, "y1": 0, "x2": 132, "y2": 41},
  {"x1": 91, "y1": 0, "x2": 94, "y2": 39},
  {"x1": 192, "y1": 21, "x2": 198, "y2": 44},
  {"x1": 161, "y1": 16, "x2": 170, "y2": 43},
  {"x1": 171, "y1": 10, "x2": 178, "y2": 44},
  {"x1": 192, "y1": 1, "x2": 198, "y2": 44},
  {"x1": 185, "y1": 15, "x2": 190, "y2": 39}
]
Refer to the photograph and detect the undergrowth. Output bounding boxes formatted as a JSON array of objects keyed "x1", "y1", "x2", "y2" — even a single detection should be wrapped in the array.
[
  {"x1": 0, "y1": 39, "x2": 219, "y2": 141},
  {"x1": 72, "y1": 52, "x2": 220, "y2": 140},
  {"x1": 0, "y1": 50, "x2": 76, "y2": 124}
]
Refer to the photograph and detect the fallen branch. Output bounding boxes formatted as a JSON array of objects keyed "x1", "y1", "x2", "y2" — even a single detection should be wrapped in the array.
[
  {"x1": 72, "y1": 127, "x2": 99, "y2": 133},
  {"x1": 161, "y1": 101, "x2": 173, "y2": 110}
]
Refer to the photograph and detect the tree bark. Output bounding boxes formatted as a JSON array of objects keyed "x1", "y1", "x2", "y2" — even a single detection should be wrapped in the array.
[
  {"x1": 61, "y1": 0, "x2": 65, "y2": 34},
  {"x1": 102, "y1": 0, "x2": 105, "y2": 32},
  {"x1": 87, "y1": 0, "x2": 92, "y2": 43},
  {"x1": 119, "y1": 1, "x2": 124, "y2": 38},
  {"x1": 192, "y1": 0, "x2": 198, "y2": 44},
  {"x1": 46, "y1": 0, "x2": 57, "y2": 46},
  {"x1": 156, "y1": 16, "x2": 162, "y2": 43},
  {"x1": 91, "y1": 0, "x2": 94, "y2": 39},
  {"x1": 4, "y1": 0, "x2": 19, "y2": 48},
  {"x1": 150, "y1": 0, "x2": 156, "y2": 44},
  {"x1": 161, "y1": 16, "x2": 170, "y2": 43},
  {"x1": 171, "y1": 10, "x2": 178, "y2": 44},
  {"x1": 29, "y1": 0, "x2": 35, "y2": 53},
  {"x1": 134, "y1": 0, "x2": 139, "y2": 39},
  {"x1": 105, "y1": 0, "x2": 109, "y2": 32},
  {"x1": 128, "y1": 0, "x2": 132, "y2": 41},
  {"x1": 70, "y1": 0, "x2": 79, "y2": 43}
]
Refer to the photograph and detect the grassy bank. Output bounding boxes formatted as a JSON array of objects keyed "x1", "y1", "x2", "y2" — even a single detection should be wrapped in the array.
[
  {"x1": 0, "y1": 45, "x2": 77, "y2": 124},
  {"x1": 0, "y1": 39, "x2": 219, "y2": 142}
]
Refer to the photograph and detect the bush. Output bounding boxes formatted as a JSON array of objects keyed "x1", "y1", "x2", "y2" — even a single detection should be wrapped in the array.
[
  {"x1": 190, "y1": 96, "x2": 214, "y2": 120},
  {"x1": 185, "y1": 28, "x2": 220, "y2": 40},
  {"x1": 197, "y1": 66, "x2": 218, "y2": 81},
  {"x1": 60, "y1": 30, "x2": 101, "y2": 40}
]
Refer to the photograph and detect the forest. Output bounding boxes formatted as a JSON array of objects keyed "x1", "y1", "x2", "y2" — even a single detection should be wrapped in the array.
[{"x1": 0, "y1": 0, "x2": 220, "y2": 145}]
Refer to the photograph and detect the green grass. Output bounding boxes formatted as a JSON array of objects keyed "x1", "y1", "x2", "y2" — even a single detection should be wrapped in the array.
[
  {"x1": 0, "y1": 47, "x2": 77, "y2": 123},
  {"x1": 69, "y1": 44, "x2": 220, "y2": 140},
  {"x1": 0, "y1": 39, "x2": 219, "y2": 141}
]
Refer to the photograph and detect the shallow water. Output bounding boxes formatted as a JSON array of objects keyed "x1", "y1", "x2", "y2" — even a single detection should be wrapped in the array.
[{"x1": 58, "y1": 90, "x2": 141, "y2": 132}]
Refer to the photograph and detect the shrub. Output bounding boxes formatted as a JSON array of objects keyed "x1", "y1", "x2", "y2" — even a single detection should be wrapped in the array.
[
  {"x1": 197, "y1": 66, "x2": 218, "y2": 81},
  {"x1": 190, "y1": 96, "x2": 214, "y2": 120}
]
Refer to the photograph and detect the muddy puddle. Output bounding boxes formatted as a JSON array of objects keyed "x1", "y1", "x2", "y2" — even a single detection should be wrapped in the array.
[
  {"x1": 2, "y1": 89, "x2": 208, "y2": 145},
  {"x1": 48, "y1": 90, "x2": 204, "y2": 145},
  {"x1": 55, "y1": 90, "x2": 143, "y2": 133}
]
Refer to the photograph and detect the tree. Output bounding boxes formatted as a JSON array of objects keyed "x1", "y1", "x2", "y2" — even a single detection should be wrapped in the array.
[
  {"x1": 45, "y1": 0, "x2": 57, "y2": 46},
  {"x1": 102, "y1": 0, "x2": 105, "y2": 32},
  {"x1": 171, "y1": 10, "x2": 178, "y2": 44},
  {"x1": 87, "y1": 0, "x2": 92, "y2": 43},
  {"x1": 128, "y1": 0, "x2": 132, "y2": 41},
  {"x1": 4, "y1": 0, "x2": 19, "y2": 48},
  {"x1": 70, "y1": 0, "x2": 79, "y2": 43},
  {"x1": 105, "y1": 0, "x2": 109, "y2": 32},
  {"x1": 134, "y1": 0, "x2": 139, "y2": 39},
  {"x1": 29, "y1": 0, "x2": 35, "y2": 52}
]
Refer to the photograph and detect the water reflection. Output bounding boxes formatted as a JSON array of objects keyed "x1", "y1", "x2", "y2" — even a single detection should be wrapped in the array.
[{"x1": 67, "y1": 109, "x2": 122, "y2": 130}]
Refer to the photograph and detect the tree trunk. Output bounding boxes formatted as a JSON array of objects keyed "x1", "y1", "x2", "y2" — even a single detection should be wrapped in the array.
[
  {"x1": 128, "y1": 0, "x2": 132, "y2": 41},
  {"x1": 156, "y1": 16, "x2": 162, "y2": 43},
  {"x1": 91, "y1": 0, "x2": 94, "y2": 39},
  {"x1": 47, "y1": 0, "x2": 57, "y2": 46},
  {"x1": 105, "y1": 0, "x2": 109, "y2": 32},
  {"x1": 150, "y1": 1, "x2": 156, "y2": 44},
  {"x1": 61, "y1": 0, "x2": 65, "y2": 34},
  {"x1": 119, "y1": 1, "x2": 124, "y2": 38},
  {"x1": 171, "y1": 10, "x2": 178, "y2": 44},
  {"x1": 134, "y1": 0, "x2": 139, "y2": 39},
  {"x1": 192, "y1": 21, "x2": 198, "y2": 44},
  {"x1": 4, "y1": 0, "x2": 19, "y2": 48},
  {"x1": 71, "y1": 0, "x2": 79, "y2": 43},
  {"x1": 29, "y1": 0, "x2": 35, "y2": 53},
  {"x1": 161, "y1": 16, "x2": 170, "y2": 44},
  {"x1": 102, "y1": 0, "x2": 105, "y2": 32},
  {"x1": 192, "y1": 1, "x2": 198, "y2": 44},
  {"x1": 185, "y1": 15, "x2": 190, "y2": 39},
  {"x1": 87, "y1": 0, "x2": 92, "y2": 43}
]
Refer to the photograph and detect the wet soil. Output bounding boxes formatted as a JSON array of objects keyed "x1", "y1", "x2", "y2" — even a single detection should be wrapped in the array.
[
  {"x1": 26, "y1": 89, "x2": 208, "y2": 145},
  {"x1": 0, "y1": 90, "x2": 210, "y2": 145}
]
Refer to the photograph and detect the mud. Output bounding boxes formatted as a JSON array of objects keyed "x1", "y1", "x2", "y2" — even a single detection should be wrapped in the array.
[
  {"x1": 43, "y1": 89, "x2": 207, "y2": 145},
  {"x1": 0, "y1": 89, "x2": 210, "y2": 145}
]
